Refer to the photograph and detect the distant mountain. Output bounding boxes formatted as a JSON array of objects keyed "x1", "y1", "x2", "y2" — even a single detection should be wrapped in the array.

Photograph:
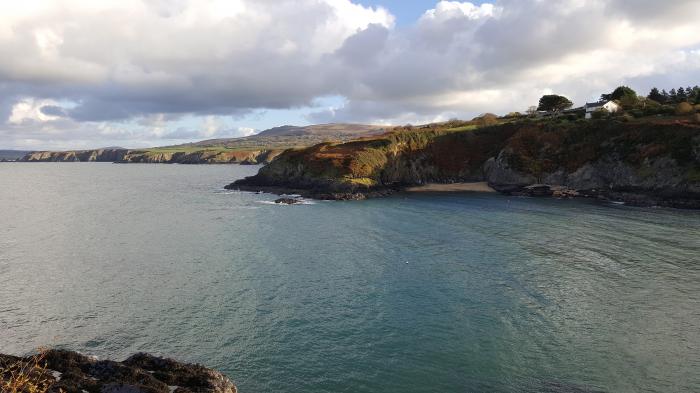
[{"x1": 0, "y1": 150, "x2": 31, "y2": 161}]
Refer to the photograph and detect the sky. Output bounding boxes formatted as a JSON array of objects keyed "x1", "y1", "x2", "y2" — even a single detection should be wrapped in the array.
[{"x1": 1, "y1": 0, "x2": 699, "y2": 150}]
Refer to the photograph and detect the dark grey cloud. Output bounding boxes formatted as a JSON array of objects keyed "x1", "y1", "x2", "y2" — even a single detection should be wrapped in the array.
[{"x1": 39, "y1": 105, "x2": 67, "y2": 117}]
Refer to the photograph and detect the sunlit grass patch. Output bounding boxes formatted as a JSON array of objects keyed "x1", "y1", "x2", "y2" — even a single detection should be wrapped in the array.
[{"x1": 0, "y1": 349, "x2": 61, "y2": 393}]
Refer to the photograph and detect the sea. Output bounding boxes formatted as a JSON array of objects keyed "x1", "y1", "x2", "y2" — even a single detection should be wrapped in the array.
[{"x1": 1, "y1": 163, "x2": 698, "y2": 392}]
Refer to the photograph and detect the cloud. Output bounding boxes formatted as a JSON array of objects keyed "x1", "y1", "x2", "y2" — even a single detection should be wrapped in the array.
[
  {"x1": 314, "y1": 0, "x2": 700, "y2": 123},
  {"x1": 8, "y1": 98, "x2": 65, "y2": 124},
  {"x1": 0, "y1": 0, "x2": 392, "y2": 122},
  {"x1": 1, "y1": 0, "x2": 699, "y2": 148}
]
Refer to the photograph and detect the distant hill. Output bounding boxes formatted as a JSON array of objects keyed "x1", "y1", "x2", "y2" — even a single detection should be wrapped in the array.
[
  {"x1": 256, "y1": 123, "x2": 385, "y2": 138},
  {"x1": 20, "y1": 123, "x2": 388, "y2": 164},
  {"x1": 183, "y1": 123, "x2": 387, "y2": 149},
  {"x1": 0, "y1": 150, "x2": 31, "y2": 161}
]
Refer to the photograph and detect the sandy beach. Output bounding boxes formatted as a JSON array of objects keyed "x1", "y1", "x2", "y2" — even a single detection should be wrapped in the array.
[{"x1": 405, "y1": 182, "x2": 496, "y2": 193}]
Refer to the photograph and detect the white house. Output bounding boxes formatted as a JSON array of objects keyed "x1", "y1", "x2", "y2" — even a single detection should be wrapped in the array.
[{"x1": 585, "y1": 101, "x2": 620, "y2": 119}]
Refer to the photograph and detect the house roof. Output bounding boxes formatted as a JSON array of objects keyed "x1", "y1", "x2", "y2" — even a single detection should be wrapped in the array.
[{"x1": 585, "y1": 102, "x2": 605, "y2": 108}]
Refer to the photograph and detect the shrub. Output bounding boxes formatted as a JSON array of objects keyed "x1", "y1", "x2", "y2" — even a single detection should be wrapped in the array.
[
  {"x1": 676, "y1": 102, "x2": 694, "y2": 115},
  {"x1": 629, "y1": 109, "x2": 644, "y2": 118},
  {"x1": 0, "y1": 349, "x2": 59, "y2": 393},
  {"x1": 473, "y1": 113, "x2": 499, "y2": 127},
  {"x1": 591, "y1": 108, "x2": 608, "y2": 119},
  {"x1": 660, "y1": 105, "x2": 676, "y2": 115},
  {"x1": 620, "y1": 114, "x2": 635, "y2": 122}
]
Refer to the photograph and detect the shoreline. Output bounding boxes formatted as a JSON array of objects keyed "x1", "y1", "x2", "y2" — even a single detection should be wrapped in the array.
[{"x1": 227, "y1": 180, "x2": 700, "y2": 209}]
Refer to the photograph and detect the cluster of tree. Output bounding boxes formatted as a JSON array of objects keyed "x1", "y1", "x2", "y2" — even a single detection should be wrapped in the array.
[
  {"x1": 536, "y1": 84, "x2": 699, "y2": 112},
  {"x1": 597, "y1": 85, "x2": 700, "y2": 117},
  {"x1": 647, "y1": 86, "x2": 700, "y2": 104},
  {"x1": 530, "y1": 83, "x2": 700, "y2": 122}
]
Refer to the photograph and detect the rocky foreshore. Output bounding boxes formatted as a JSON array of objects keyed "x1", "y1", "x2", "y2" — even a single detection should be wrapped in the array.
[
  {"x1": 0, "y1": 349, "x2": 236, "y2": 393},
  {"x1": 225, "y1": 181, "x2": 397, "y2": 200},
  {"x1": 229, "y1": 178, "x2": 700, "y2": 208}
]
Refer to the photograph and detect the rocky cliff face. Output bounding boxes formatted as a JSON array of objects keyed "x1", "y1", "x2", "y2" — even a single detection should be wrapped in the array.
[
  {"x1": 21, "y1": 149, "x2": 281, "y2": 164},
  {"x1": 0, "y1": 349, "x2": 236, "y2": 393},
  {"x1": 21, "y1": 149, "x2": 129, "y2": 162},
  {"x1": 229, "y1": 120, "x2": 700, "y2": 207}
]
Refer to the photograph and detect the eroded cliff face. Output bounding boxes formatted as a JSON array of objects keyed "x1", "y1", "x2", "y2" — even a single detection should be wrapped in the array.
[
  {"x1": 21, "y1": 149, "x2": 129, "y2": 162},
  {"x1": 484, "y1": 151, "x2": 700, "y2": 207},
  {"x1": 230, "y1": 120, "x2": 700, "y2": 207},
  {"x1": 481, "y1": 122, "x2": 700, "y2": 207},
  {"x1": 117, "y1": 149, "x2": 282, "y2": 164},
  {"x1": 21, "y1": 149, "x2": 282, "y2": 164}
]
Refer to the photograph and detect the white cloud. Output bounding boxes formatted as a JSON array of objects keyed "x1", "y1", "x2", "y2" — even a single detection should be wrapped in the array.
[
  {"x1": 8, "y1": 98, "x2": 64, "y2": 124},
  {"x1": 420, "y1": 1, "x2": 500, "y2": 22},
  {"x1": 1, "y1": 0, "x2": 699, "y2": 148}
]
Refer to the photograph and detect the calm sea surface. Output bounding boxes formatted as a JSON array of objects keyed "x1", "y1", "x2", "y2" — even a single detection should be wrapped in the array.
[{"x1": 1, "y1": 163, "x2": 699, "y2": 393}]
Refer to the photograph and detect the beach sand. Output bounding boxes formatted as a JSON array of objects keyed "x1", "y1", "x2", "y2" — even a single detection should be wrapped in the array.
[{"x1": 405, "y1": 182, "x2": 496, "y2": 193}]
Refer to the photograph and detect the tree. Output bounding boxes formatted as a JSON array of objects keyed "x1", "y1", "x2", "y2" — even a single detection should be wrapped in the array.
[
  {"x1": 661, "y1": 89, "x2": 670, "y2": 102},
  {"x1": 537, "y1": 95, "x2": 573, "y2": 112},
  {"x1": 677, "y1": 87, "x2": 688, "y2": 102},
  {"x1": 647, "y1": 87, "x2": 665, "y2": 103},
  {"x1": 689, "y1": 86, "x2": 700, "y2": 103},
  {"x1": 669, "y1": 88, "x2": 677, "y2": 102},
  {"x1": 601, "y1": 86, "x2": 637, "y2": 103}
]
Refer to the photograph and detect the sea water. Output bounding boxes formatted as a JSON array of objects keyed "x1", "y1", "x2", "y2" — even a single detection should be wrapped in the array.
[{"x1": 1, "y1": 163, "x2": 699, "y2": 392}]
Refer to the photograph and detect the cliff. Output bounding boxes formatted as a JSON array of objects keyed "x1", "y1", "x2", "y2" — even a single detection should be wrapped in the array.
[
  {"x1": 21, "y1": 148, "x2": 282, "y2": 164},
  {"x1": 228, "y1": 119, "x2": 700, "y2": 208},
  {"x1": 0, "y1": 349, "x2": 236, "y2": 393}
]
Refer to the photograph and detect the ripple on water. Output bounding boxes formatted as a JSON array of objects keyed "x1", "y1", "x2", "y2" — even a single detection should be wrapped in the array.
[{"x1": 0, "y1": 164, "x2": 699, "y2": 392}]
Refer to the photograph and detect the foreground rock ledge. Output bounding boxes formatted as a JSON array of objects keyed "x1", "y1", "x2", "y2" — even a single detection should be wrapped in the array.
[{"x1": 0, "y1": 349, "x2": 236, "y2": 393}]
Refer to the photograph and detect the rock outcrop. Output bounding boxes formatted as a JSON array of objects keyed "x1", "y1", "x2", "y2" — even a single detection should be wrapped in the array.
[
  {"x1": 228, "y1": 119, "x2": 700, "y2": 207},
  {"x1": 0, "y1": 349, "x2": 236, "y2": 393}
]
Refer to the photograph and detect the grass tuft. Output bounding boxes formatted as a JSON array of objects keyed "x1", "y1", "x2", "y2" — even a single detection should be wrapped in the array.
[{"x1": 0, "y1": 348, "x2": 61, "y2": 393}]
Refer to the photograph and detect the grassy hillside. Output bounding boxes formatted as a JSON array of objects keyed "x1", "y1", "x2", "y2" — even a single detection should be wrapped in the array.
[{"x1": 231, "y1": 114, "x2": 700, "y2": 206}]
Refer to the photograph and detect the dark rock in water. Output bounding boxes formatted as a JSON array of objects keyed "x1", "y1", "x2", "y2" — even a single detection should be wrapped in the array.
[
  {"x1": 0, "y1": 349, "x2": 236, "y2": 393},
  {"x1": 519, "y1": 184, "x2": 554, "y2": 197},
  {"x1": 274, "y1": 198, "x2": 301, "y2": 204}
]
